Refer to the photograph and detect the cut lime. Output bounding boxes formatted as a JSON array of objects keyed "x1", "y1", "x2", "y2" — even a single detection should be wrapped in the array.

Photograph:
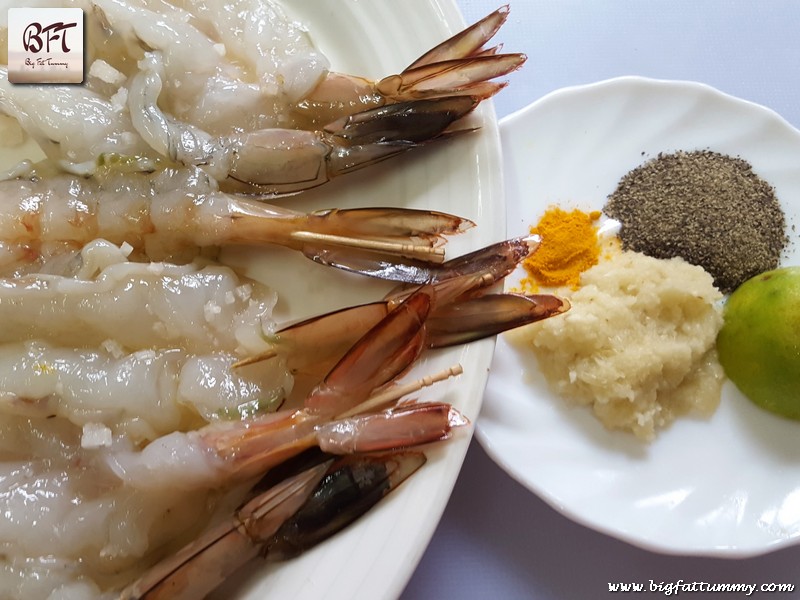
[{"x1": 717, "y1": 267, "x2": 800, "y2": 419}]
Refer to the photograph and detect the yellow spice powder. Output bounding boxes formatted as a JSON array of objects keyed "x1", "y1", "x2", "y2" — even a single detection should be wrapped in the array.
[{"x1": 521, "y1": 206, "x2": 602, "y2": 291}]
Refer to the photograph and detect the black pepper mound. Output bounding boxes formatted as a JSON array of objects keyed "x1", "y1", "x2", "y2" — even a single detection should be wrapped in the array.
[{"x1": 603, "y1": 150, "x2": 787, "y2": 293}]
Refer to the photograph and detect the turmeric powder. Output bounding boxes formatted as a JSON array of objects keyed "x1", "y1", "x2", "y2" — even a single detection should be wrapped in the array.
[{"x1": 521, "y1": 206, "x2": 602, "y2": 290}]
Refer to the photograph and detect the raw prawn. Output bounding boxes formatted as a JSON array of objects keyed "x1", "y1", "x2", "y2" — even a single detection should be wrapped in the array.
[
  {"x1": 103, "y1": 286, "x2": 467, "y2": 490},
  {"x1": 0, "y1": 167, "x2": 471, "y2": 277},
  {"x1": 0, "y1": 240, "x2": 278, "y2": 354},
  {"x1": 115, "y1": 1, "x2": 520, "y2": 127},
  {"x1": 86, "y1": 1, "x2": 521, "y2": 129},
  {"x1": 0, "y1": 6, "x2": 523, "y2": 194},
  {"x1": 120, "y1": 452, "x2": 427, "y2": 600},
  {"x1": 0, "y1": 340, "x2": 291, "y2": 441},
  {"x1": 133, "y1": 61, "x2": 486, "y2": 196},
  {"x1": 0, "y1": 68, "x2": 484, "y2": 194}
]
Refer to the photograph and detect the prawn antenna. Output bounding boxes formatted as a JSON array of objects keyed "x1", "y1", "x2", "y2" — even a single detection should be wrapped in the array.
[{"x1": 339, "y1": 363, "x2": 464, "y2": 418}]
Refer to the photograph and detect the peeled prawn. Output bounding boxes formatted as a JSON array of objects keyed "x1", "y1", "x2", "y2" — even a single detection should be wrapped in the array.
[
  {"x1": 86, "y1": 1, "x2": 521, "y2": 127},
  {"x1": 0, "y1": 240, "x2": 277, "y2": 355},
  {"x1": 0, "y1": 340, "x2": 290, "y2": 441},
  {"x1": 106, "y1": 397, "x2": 463, "y2": 491},
  {"x1": 127, "y1": 55, "x2": 486, "y2": 195},
  {"x1": 0, "y1": 6, "x2": 523, "y2": 194},
  {"x1": 87, "y1": 1, "x2": 521, "y2": 129},
  {"x1": 137, "y1": 2, "x2": 522, "y2": 127},
  {"x1": 121, "y1": 452, "x2": 426, "y2": 600},
  {"x1": 105, "y1": 286, "x2": 468, "y2": 490},
  {"x1": 0, "y1": 167, "x2": 471, "y2": 277},
  {"x1": 0, "y1": 69, "x2": 486, "y2": 195}
]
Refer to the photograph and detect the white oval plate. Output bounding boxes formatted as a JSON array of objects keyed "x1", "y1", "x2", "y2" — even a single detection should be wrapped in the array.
[
  {"x1": 0, "y1": 1, "x2": 502, "y2": 598},
  {"x1": 478, "y1": 77, "x2": 800, "y2": 557},
  {"x1": 206, "y1": 1, "x2": 504, "y2": 599}
]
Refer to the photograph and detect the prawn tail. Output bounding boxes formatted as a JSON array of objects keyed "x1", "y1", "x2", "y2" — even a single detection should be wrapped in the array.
[
  {"x1": 118, "y1": 461, "x2": 329, "y2": 600},
  {"x1": 265, "y1": 451, "x2": 427, "y2": 561}
]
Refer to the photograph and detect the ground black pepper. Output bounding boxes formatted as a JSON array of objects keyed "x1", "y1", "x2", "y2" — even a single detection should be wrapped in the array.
[{"x1": 603, "y1": 150, "x2": 787, "y2": 293}]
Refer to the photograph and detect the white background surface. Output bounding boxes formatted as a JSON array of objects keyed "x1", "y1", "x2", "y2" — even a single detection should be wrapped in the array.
[{"x1": 403, "y1": 1, "x2": 800, "y2": 598}]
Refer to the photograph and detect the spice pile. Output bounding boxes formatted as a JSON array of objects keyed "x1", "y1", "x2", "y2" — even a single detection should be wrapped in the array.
[
  {"x1": 512, "y1": 201, "x2": 726, "y2": 440},
  {"x1": 511, "y1": 251, "x2": 724, "y2": 441},
  {"x1": 519, "y1": 206, "x2": 604, "y2": 291},
  {"x1": 604, "y1": 150, "x2": 787, "y2": 293},
  {"x1": 512, "y1": 147, "x2": 794, "y2": 438}
]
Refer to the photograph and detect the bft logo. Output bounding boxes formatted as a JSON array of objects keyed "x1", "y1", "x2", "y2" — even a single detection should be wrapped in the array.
[
  {"x1": 22, "y1": 21, "x2": 77, "y2": 54},
  {"x1": 8, "y1": 8, "x2": 84, "y2": 84}
]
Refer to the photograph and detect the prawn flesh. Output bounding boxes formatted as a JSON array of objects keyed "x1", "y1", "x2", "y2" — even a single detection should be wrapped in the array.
[{"x1": 0, "y1": 240, "x2": 277, "y2": 355}]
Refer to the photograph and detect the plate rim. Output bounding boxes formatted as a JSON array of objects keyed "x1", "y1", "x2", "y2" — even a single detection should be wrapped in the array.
[{"x1": 500, "y1": 74, "x2": 800, "y2": 137}]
